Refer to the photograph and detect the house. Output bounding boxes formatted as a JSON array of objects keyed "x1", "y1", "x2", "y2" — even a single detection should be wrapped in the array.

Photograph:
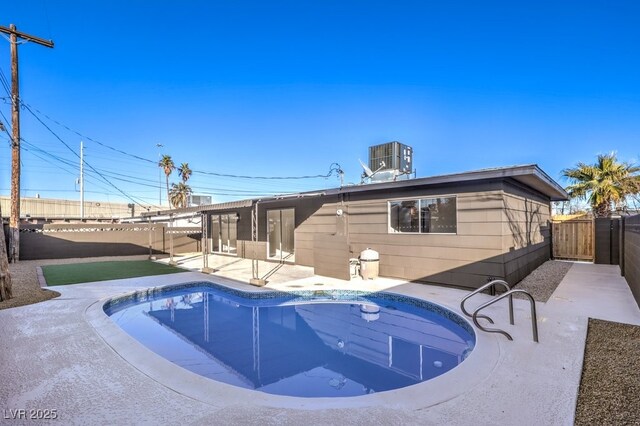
[{"x1": 146, "y1": 164, "x2": 568, "y2": 290}]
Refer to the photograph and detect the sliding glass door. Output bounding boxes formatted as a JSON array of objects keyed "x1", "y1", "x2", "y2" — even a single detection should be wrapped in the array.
[
  {"x1": 211, "y1": 214, "x2": 237, "y2": 255},
  {"x1": 267, "y1": 208, "x2": 295, "y2": 261}
]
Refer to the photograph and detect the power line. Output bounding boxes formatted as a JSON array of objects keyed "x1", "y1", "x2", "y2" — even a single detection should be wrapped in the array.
[
  {"x1": 21, "y1": 103, "x2": 150, "y2": 208},
  {"x1": 16, "y1": 99, "x2": 347, "y2": 203},
  {"x1": 22, "y1": 138, "x2": 171, "y2": 202},
  {"x1": 22, "y1": 143, "x2": 122, "y2": 196},
  {"x1": 23, "y1": 145, "x2": 78, "y2": 176},
  {"x1": 22, "y1": 101, "x2": 345, "y2": 181},
  {"x1": 192, "y1": 163, "x2": 343, "y2": 180},
  {"x1": 0, "y1": 66, "x2": 11, "y2": 97},
  {"x1": 18, "y1": 139, "x2": 338, "y2": 203},
  {"x1": 23, "y1": 103, "x2": 157, "y2": 164},
  {"x1": 22, "y1": 139, "x2": 77, "y2": 168},
  {"x1": 0, "y1": 68, "x2": 12, "y2": 144},
  {"x1": 22, "y1": 138, "x2": 287, "y2": 199},
  {"x1": 0, "y1": 110, "x2": 12, "y2": 145}
]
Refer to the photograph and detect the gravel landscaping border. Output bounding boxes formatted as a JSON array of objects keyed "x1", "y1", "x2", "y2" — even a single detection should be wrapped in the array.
[
  {"x1": 574, "y1": 319, "x2": 640, "y2": 425},
  {"x1": 512, "y1": 260, "x2": 573, "y2": 302}
]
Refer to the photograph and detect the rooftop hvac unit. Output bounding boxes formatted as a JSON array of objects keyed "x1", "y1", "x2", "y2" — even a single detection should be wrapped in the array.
[
  {"x1": 188, "y1": 194, "x2": 212, "y2": 206},
  {"x1": 364, "y1": 141, "x2": 413, "y2": 182},
  {"x1": 368, "y1": 141, "x2": 412, "y2": 174}
]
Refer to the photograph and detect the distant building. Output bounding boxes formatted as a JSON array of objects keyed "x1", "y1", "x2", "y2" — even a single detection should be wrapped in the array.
[
  {"x1": 188, "y1": 194, "x2": 212, "y2": 207},
  {"x1": 0, "y1": 196, "x2": 144, "y2": 223}
]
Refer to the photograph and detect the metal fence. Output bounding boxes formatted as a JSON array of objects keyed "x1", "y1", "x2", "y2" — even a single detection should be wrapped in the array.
[
  {"x1": 621, "y1": 214, "x2": 640, "y2": 308},
  {"x1": 17, "y1": 223, "x2": 201, "y2": 260}
]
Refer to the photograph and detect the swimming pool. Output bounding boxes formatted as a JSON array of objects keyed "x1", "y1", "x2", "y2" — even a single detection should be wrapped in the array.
[{"x1": 104, "y1": 282, "x2": 475, "y2": 398}]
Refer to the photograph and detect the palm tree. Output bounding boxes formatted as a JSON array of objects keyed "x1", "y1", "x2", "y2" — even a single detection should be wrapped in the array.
[
  {"x1": 169, "y1": 182, "x2": 192, "y2": 209},
  {"x1": 562, "y1": 153, "x2": 640, "y2": 217},
  {"x1": 178, "y1": 162, "x2": 192, "y2": 183},
  {"x1": 158, "y1": 154, "x2": 175, "y2": 206}
]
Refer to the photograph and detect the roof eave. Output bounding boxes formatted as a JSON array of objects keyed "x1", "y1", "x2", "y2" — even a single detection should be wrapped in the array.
[{"x1": 328, "y1": 164, "x2": 569, "y2": 201}]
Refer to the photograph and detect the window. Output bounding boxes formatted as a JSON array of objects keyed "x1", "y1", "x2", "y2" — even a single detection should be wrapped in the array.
[{"x1": 389, "y1": 196, "x2": 457, "y2": 234}]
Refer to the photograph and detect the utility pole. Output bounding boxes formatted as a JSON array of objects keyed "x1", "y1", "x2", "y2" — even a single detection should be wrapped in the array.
[
  {"x1": 0, "y1": 24, "x2": 54, "y2": 262},
  {"x1": 80, "y1": 141, "x2": 84, "y2": 220}
]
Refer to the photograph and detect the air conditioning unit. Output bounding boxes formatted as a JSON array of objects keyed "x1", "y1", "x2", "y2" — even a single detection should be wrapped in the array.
[
  {"x1": 368, "y1": 141, "x2": 412, "y2": 174},
  {"x1": 364, "y1": 141, "x2": 413, "y2": 182}
]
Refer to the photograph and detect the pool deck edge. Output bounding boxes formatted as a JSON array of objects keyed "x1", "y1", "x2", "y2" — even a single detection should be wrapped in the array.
[{"x1": 85, "y1": 279, "x2": 501, "y2": 411}]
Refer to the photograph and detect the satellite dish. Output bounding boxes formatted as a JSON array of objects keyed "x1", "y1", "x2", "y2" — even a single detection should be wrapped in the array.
[{"x1": 359, "y1": 159, "x2": 374, "y2": 177}]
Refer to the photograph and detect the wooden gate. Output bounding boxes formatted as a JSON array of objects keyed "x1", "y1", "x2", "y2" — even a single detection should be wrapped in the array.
[{"x1": 552, "y1": 219, "x2": 594, "y2": 261}]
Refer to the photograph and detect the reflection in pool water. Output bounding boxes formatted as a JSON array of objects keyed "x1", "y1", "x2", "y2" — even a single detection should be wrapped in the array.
[{"x1": 105, "y1": 285, "x2": 474, "y2": 398}]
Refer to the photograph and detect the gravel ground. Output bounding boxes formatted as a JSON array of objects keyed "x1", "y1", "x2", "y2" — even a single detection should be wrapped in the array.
[
  {"x1": 512, "y1": 260, "x2": 573, "y2": 302},
  {"x1": 0, "y1": 255, "x2": 149, "y2": 310},
  {"x1": 575, "y1": 319, "x2": 640, "y2": 425}
]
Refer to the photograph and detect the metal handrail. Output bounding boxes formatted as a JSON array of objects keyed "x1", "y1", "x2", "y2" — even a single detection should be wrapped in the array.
[
  {"x1": 460, "y1": 280, "x2": 514, "y2": 325},
  {"x1": 472, "y1": 289, "x2": 539, "y2": 343}
]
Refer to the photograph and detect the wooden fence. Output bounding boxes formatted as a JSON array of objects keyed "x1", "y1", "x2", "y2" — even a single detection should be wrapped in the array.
[{"x1": 552, "y1": 219, "x2": 594, "y2": 261}]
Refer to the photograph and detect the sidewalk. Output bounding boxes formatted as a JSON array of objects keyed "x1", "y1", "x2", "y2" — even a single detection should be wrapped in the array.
[{"x1": 547, "y1": 262, "x2": 640, "y2": 326}]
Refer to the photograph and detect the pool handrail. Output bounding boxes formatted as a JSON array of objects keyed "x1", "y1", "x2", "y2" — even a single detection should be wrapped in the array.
[
  {"x1": 460, "y1": 280, "x2": 514, "y2": 326},
  {"x1": 472, "y1": 289, "x2": 539, "y2": 343}
]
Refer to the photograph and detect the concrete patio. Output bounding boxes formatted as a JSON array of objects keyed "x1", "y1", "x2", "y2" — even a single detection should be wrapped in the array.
[{"x1": 1, "y1": 256, "x2": 639, "y2": 425}]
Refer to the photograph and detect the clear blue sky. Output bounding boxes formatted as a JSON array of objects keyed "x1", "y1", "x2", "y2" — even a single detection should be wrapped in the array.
[{"x1": 2, "y1": 1, "x2": 639, "y2": 207}]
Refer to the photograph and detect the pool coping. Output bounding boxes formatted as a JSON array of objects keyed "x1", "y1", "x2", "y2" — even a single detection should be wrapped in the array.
[{"x1": 86, "y1": 277, "x2": 501, "y2": 411}]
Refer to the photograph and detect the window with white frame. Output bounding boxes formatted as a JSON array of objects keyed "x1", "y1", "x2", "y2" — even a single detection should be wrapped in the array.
[{"x1": 388, "y1": 196, "x2": 457, "y2": 234}]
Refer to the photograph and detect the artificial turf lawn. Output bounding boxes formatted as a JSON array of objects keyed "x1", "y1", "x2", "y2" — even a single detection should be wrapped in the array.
[{"x1": 41, "y1": 260, "x2": 187, "y2": 286}]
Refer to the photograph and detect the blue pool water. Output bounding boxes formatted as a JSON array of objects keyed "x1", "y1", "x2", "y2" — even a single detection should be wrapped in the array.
[{"x1": 104, "y1": 283, "x2": 475, "y2": 398}]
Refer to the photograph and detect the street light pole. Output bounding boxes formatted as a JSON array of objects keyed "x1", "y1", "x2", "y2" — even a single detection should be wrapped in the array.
[{"x1": 156, "y1": 143, "x2": 163, "y2": 207}]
